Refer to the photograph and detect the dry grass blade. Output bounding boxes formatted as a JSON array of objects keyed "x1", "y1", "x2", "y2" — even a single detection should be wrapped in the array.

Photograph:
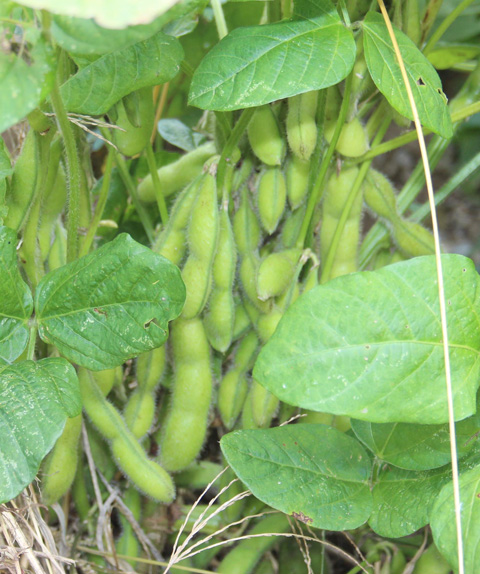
[{"x1": 377, "y1": 2, "x2": 464, "y2": 573}]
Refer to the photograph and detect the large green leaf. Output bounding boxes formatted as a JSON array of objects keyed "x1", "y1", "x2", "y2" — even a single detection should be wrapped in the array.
[
  {"x1": 431, "y1": 465, "x2": 480, "y2": 573},
  {"x1": 0, "y1": 358, "x2": 81, "y2": 504},
  {"x1": 221, "y1": 424, "x2": 372, "y2": 530},
  {"x1": 253, "y1": 255, "x2": 480, "y2": 425},
  {"x1": 369, "y1": 464, "x2": 455, "y2": 538},
  {"x1": 351, "y1": 413, "x2": 480, "y2": 471},
  {"x1": 0, "y1": 37, "x2": 55, "y2": 133},
  {"x1": 16, "y1": 0, "x2": 184, "y2": 29},
  {"x1": 0, "y1": 227, "x2": 33, "y2": 365},
  {"x1": 363, "y1": 12, "x2": 453, "y2": 139},
  {"x1": 60, "y1": 32, "x2": 183, "y2": 114},
  {"x1": 35, "y1": 233, "x2": 186, "y2": 370},
  {"x1": 188, "y1": 0, "x2": 355, "y2": 111},
  {"x1": 51, "y1": 1, "x2": 206, "y2": 55}
]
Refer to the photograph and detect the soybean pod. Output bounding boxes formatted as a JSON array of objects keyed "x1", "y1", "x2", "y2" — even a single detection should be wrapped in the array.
[
  {"x1": 286, "y1": 91, "x2": 318, "y2": 161},
  {"x1": 159, "y1": 318, "x2": 212, "y2": 472},
  {"x1": 112, "y1": 87, "x2": 154, "y2": 157},
  {"x1": 257, "y1": 167, "x2": 287, "y2": 235},
  {"x1": 204, "y1": 207, "x2": 237, "y2": 352},
  {"x1": 78, "y1": 367, "x2": 174, "y2": 502},
  {"x1": 181, "y1": 172, "x2": 219, "y2": 319},
  {"x1": 247, "y1": 105, "x2": 285, "y2": 166},
  {"x1": 116, "y1": 487, "x2": 141, "y2": 567}
]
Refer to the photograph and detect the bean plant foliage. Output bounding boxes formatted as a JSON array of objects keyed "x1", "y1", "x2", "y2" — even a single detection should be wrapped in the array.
[{"x1": 1, "y1": 0, "x2": 480, "y2": 572}]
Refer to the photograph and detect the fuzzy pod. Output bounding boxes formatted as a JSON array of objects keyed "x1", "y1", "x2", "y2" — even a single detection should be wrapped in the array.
[
  {"x1": 204, "y1": 209, "x2": 237, "y2": 352},
  {"x1": 247, "y1": 105, "x2": 285, "y2": 166},
  {"x1": 233, "y1": 187, "x2": 262, "y2": 255},
  {"x1": 239, "y1": 253, "x2": 272, "y2": 314},
  {"x1": 138, "y1": 142, "x2": 216, "y2": 203},
  {"x1": 136, "y1": 346, "x2": 166, "y2": 393},
  {"x1": 41, "y1": 414, "x2": 82, "y2": 504},
  {"x1": 232, "y1": 302, "x2": 251, "y2": 341},
  {"x1": 411, "y1": 545, "x2": 450, "y2": 574},
  {"x1": 112, "y1": 87, "x2": 154, "y2": 157},
  {"x1": 286, "y1": 155, "x2": 310, "y2": 209},
  {"x1": 181, "y1": 174, "x2": 219, "y2": 319},
  {"x1": 281, "y1": 204, "x2": 305, "y2": 248},
  {"x1": 159, "y1": 318, "x2": 212, "y2": 472},
  {"x1": 47, "y1": 223, "x2": 67, "y2": 271},
  {"x1": 393, "y1": 219, "x2": 435, "y2": 257},
  {"x1": 78, "y1": 368, "x2": 174, "y2": 501},
  {"x1": 256, "y1": 248, "x2": 301, "y2": 301},
  {"x1": 257, "y1": 167, "x2": 287, "y2": 235},
  {"x1": 286, "y1": 92, "x2": 318, "y2": 161},
  {"x1": 364, "y1": 169, "x2": 399, "y2": 221},
  {"x1": 124, "y1": 391, "x2": 156, "y2": 439},
  {"x1": 38, "y1": 161, "x2": 67, "y2": 262},
  {"x1": 320, "y1": 166, "x2": 363, "y2": 279},
  {"x1": 256, "y1": 308, "x2": 283, "y2": 344},
  {"x1": 116, "y1": 487, "x2": 141, "y2": 566},
  {"x1": 250, "y1": 380, "x2": 280, "y2": 429},
  {"x1": 92, "y1": 366, "x2": 123, "y2": 396},
  {"x1": 4, "y1": 130, "x2": 39, "y2": 232},
  {"x1": 324, "y1": 117, "x2": 369, "y2": 158}
]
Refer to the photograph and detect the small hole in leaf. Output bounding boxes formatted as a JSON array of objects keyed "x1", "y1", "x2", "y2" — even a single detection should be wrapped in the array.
[
  {"x1": 417, "y1": 77, "x2": 426, "y2": 86},
  {"x1": 144, "y1": 318, "x2": 158, "y2": 329}
]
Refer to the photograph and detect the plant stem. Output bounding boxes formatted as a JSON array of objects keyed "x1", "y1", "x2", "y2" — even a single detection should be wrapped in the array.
[
  {"x1": 145, "y1": 142, "x2": 169, "y2": 225},
  {"x1": 211, "y1": 0, "x2": 228, "y2": 39},
  {"x1": 216, "y1": 107, "x2": 255, "y2": 202},
  {"x1": 79, "y1": 148, "x2": 115, "y2": 257},
  {"x1": 423, "y1": 0, "x2": 476, "y2": 55},
  {"x1": 296, "y1": 72, "x2": 354, "y2": 248},
  {"x1": 320, "y1": 117, "x2": 390, "y2": 283},
  {"x1": 27, "y1": 323, "x2": 37, "y2": 361},
  {"x1": 50, "y1": 54, "x2": 81, "y2": 264}
]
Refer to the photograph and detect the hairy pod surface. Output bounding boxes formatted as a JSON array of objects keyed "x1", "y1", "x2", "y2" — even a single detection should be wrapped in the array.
[
  {"x1": 286, "y1": 155, "x2": 311, "y2": 209},
  {"x1": 138, "y1": 142, "x2": 216, "y2": 203},
  {"x1": 257, "y1": 167, "x2": 287, "y2": 235},
  {"x1": 247, "y1": 105, "x2": 285, "y2": 166},
  {"x1": 256, "y1": 248, "x2": 301, "y2": 301},
  {"x1": 233, "y1": 187, "x2": 261, "y2": 255},
  {"x1": 112, "y1": 87, "x2": 154, "y2": 157},
  {"x1": 286, "y1": 92, "x2": 318, "y2": 161},
  {"x1": 325, "y1": 117, "x2": 369, "y2": 158},
  {"x1": 159, "y1": 318, "x2": 212, "y2": 471}
]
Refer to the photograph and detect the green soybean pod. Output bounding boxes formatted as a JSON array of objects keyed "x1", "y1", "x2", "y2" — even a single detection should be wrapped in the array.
[
  {"x1": 233, "y1": 187, "x2": 262, "y2": 256},
  {"x1": 320, "y1": 166, "x2": 363, "y2": 279},
  {"x1": 93, "y1": 366, "x2": 123, "y2": 397},
  {"x1": 181, "y1": 173, "x2": 219, "y2": 319},
  {"x1": 286, "y1": 91, "x2": 318, "y2": 161},
  {"x1": 286, "y1": 155, "x2": 310, "y2": 209},
  {"x1": 257, "y1": 167, "x2": 287, "y2": 235},
  {"x1": 124, "y1": 346, "x2": 166, "y2": 438},
  {"x1": 116, "y1": 487, "x2": 141, "y2": 566},
  {"x1": 239, "y1": 253, "x2": 271, "y2": 314},
  {"x1": 364, "y1": 169, "x2": 399, "y2": 221},
  {"x1": 159, "y1": 318, "x2": 212, "y2": 472},
  {"x1": 256, "y1": 248, "x2": 301, "y2": 301},
  {"x1": 324, "y1": 117, "x2": 369, "y2": 158},
  {"x1": 112, "y1": 87, "x2": 154, "y2": 157},
  {"x1": 247, "y1": 105, "x2": 285, "y2": 166},
  {"x1": 78, "y1": 368, "x2": 175, "y2": 502},
  {"x1": 250, "y1": 380, "x2": 280, "y2": 429},
  {"x1": 175, "y1": 460, "x2": 223, "y2": 489},
  {"x1": 411, "y1": 544, "x2": 450, "y2": 574},
  {"x1": 138, "y1": 142, "x2": 216, "y2": 203},
  {"x1": 41, "y1": 414, "x2": 82, "y2": 504},
  {"x1": 393, "y1": 219, "x2": 435, "y2": 257},
  {"x1": 218, "y1": 331, "x2": 258, "y2": 428},
  {"x1": 38, "y1": 158, "x2": 67, "y2": 262},
  {"x1": 4, "y1": 130, "x2": 39, "y2": 231},
  {"x1": 217, "y1": 514, "x2": 290, "y2": 574},
  {"x1": 47, "y1": 222, "x2": 67, "y2": 271},
  {"x1": 232, "y1": 301, "x2": 251, "y2": 341},
  {"x1": 204, "y1": 208, "x2": 237, "y2": 352}
]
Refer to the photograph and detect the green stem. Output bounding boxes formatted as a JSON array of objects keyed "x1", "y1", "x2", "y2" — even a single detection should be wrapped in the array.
[
  {"x1": 115, "y1": 154, "x2": 155, "y2": 244},
  {"x1": 50, "y1": 55, "x2": 81, "y2": 264},
  {"x1": 296, "y1": 72, "x2": 354, "y2": 248},
  {"x1": 217, "y1": 107, "x2": 255, "y2": 202},
  {"x1": 320, "y1": 117, "x2": 390, "y2": 283},
  {"x1": 423, "y1": 0, "x2": 476, "y2": 54},
  {"x1": 211, "y1": 0, "x2": 228, "y2": 39},
  {"x1": 27, "y1": 323, "x2": 37, "y2": 361},
  {"x1": 338, "y1": 0, "x2": 351, "y2": 26},
  {"x1": 145, "y1": 142, "x2": 169, "y2": 225},
  {"x1": 420, "y1": 0, "x2": 444, "y2": 45},
  {"x1": 411, "y1": 149, "x2": 480, "y2": 223},
  {"x1": 79, "y1": 148, "x2": 115, "y2": 257}
]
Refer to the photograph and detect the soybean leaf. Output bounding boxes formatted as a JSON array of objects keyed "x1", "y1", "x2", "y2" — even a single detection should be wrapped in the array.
[
  {"x1": 0, "y1": 358, "x2": 81, "y2": 504},
  {"x1": 253, "y1": 255, "x2": 480, "y2": 425},
  {"x1": 0, "y1": 138, "x2": 12, "y2": 179},
  {"x1": 189, "y1": 0, "x2": 355, "y2": 110},
  {"x1": 363, "y1": 12, "x2": 452, "y2": 139},
  {"x1": 0, "y1": 227, "x2": 33, "y2": 365},
  {"x1": 221, "y1": 424, "x2": 372, "y2": 530},
  {"x1": 15, "y1": 0, "x2": 186, "y2": 29},
  {"x1": 60, "y1": 32, "x2": 183, "y2": 115},
  {"x1": 52, "y1": 1, "x2": 207, "y2": 55},
  {"x1": 369, "y1": 464, "x2": 455, "y2": 538},
  {"x1": 351, "y1": 412, "x2": 480, "y2": 471},
  {"x1": 35, "y1": 233, "x2": 186, "y2": 370},
  {"x1": 431, "y1": 464, "x2": 480, "y2": 573},
  {"x1": 157, "y1": 119, "x2": 206, "y2": 151},
  {"x1": 0, "y1": 37, "x2": 55, "y2": 133},
  {"x1": 427, "y1": 44, "x2": 480, "y2": 71}
]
